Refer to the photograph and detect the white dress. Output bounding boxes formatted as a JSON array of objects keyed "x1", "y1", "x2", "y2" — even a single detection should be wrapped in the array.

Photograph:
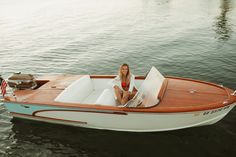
[{"x1": 110, "y1": 74, "x2": 136, "y2": 92}]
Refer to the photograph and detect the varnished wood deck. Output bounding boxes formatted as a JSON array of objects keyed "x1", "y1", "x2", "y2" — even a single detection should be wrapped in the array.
[{"x1": 4, "y1": 75, "x2": 236, "y2": 113}]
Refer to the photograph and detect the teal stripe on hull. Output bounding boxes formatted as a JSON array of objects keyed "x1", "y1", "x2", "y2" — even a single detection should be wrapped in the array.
[{"x1": 3, "y1": 102, "x2": 65, "y2": 115}]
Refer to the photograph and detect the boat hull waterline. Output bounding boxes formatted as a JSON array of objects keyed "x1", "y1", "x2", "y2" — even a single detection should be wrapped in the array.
[{"x1": 4, "y1": 102, "x2": 236, "y2": 132}]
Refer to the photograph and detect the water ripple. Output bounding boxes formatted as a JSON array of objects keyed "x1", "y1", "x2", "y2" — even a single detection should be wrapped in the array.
[{"x1": 0, "y1": 0, "x2": 236, "y2": 156}]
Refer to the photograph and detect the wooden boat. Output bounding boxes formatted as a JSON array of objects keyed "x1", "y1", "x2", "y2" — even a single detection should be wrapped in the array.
[{"x1": 1, "y1": 67, "x2": 236, "y2": 132}]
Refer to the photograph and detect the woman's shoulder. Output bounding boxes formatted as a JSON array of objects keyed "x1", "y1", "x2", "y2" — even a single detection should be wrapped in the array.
[
  {"x1": 114, "y1": 74, "x2": 134, "y2": 79},
  {"x1": 130, "y1": 73, "x2": 135, "y2": 79},
  {"x1": 114, "y1": 75, "x2": 120, "y2": 80}
]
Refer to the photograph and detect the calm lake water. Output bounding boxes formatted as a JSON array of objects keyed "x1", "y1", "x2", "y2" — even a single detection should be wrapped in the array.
[{"x1": 0, "y1": 0, "x2": 236, "y2": 156}]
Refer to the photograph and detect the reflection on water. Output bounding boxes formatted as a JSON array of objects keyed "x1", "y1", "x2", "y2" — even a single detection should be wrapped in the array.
[
  {"x1": 0, "y1": 103, "x2": 14, "y2": 156},
  {"x1": 214, "y1": 0, "x2": 232, "y2": 41},
  {"x1": 3, "y1": 119, "x2": 236, "y2": 157},
  {"x1": 0, "y1": 0, "x2": 236, "y2": 156}
]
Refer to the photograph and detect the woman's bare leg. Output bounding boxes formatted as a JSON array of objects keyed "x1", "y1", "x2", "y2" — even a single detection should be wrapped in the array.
[
  {"x1": 129, "y1": 88, "x2": 137, "y2": 100},
  {"x1": 114, "y1": 86, "x2": 123, "y2": 104},
  {"x1": 121, "y1": 91, "x2": 130, "y2": 105}
]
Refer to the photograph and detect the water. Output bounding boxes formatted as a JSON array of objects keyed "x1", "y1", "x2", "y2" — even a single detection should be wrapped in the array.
[{"x1": 0, "y1": 0, "x2": 236, "y2": 156}]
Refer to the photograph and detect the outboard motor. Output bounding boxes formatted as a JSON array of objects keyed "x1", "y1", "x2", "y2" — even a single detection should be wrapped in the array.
[{"x1": 7, "y1": 72, "x2": 37, "y2": 90}]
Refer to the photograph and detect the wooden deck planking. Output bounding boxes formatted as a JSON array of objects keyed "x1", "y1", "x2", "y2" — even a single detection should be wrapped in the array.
[{"x1": 5, "y1": 75, "x2": 234, "y2": 112}]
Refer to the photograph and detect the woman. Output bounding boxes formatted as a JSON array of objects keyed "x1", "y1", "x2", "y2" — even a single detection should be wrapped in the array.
[{"x1": 112, "y1": 63, "x2": 137, "y2": 105}]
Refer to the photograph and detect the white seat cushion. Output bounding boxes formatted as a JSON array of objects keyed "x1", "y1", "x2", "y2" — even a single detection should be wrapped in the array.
[
  {"x1": 55, "y1": 75, "x2": 94, "y2": 103},
  {"x1": 139, "y1": 67, "x2": 165, "y2": 107},
  {"x1": 95, "y1": 89, "x2": 117, "y2": 106}
]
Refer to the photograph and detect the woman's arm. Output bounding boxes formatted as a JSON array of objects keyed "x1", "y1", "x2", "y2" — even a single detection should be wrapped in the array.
[{"x1": 109, "y1": 75, "x2": 120, "y2": 88}]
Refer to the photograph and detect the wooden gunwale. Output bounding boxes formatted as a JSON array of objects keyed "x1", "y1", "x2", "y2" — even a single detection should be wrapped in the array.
[{"x1": 4, "y1": 75, "x2": 236, "y2": 113}]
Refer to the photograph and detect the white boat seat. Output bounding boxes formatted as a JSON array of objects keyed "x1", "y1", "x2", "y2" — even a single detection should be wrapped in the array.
[
  {"x1": 55, "y1": 75, "x2": 94, "y2": 103},
  {"x1": 138, "y1": 66, "x2": 165, "y2": 107},
  {"x1": 95, "y1": 88, "x2": 117, "y2": 106}
]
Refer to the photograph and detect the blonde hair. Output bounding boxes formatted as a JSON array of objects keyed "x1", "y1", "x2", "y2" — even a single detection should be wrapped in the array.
[{"x1": 119, "y1": 63, "x2": 131, "y2": 83}]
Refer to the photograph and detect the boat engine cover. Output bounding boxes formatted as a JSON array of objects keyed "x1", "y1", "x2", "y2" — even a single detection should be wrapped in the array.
[{"x1": 7, "y1": 73, "x2": 37, "y2": 89}]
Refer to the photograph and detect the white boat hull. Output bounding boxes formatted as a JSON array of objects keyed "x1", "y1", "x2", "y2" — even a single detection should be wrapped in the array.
[{"x1": 11, "y1": 103, "x2": 236, "y2": 132}]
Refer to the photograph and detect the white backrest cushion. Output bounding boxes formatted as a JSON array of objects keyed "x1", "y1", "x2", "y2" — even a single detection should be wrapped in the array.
[
  {"x1": 139, "y1": 66, "x2": 165, "y2": 107},
  {"x1": 55, "y1": 75, "x2": 94, "y2": 103},
  {"x1": 95, "y1": 89, "x2": 117, "y2": 106}
]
